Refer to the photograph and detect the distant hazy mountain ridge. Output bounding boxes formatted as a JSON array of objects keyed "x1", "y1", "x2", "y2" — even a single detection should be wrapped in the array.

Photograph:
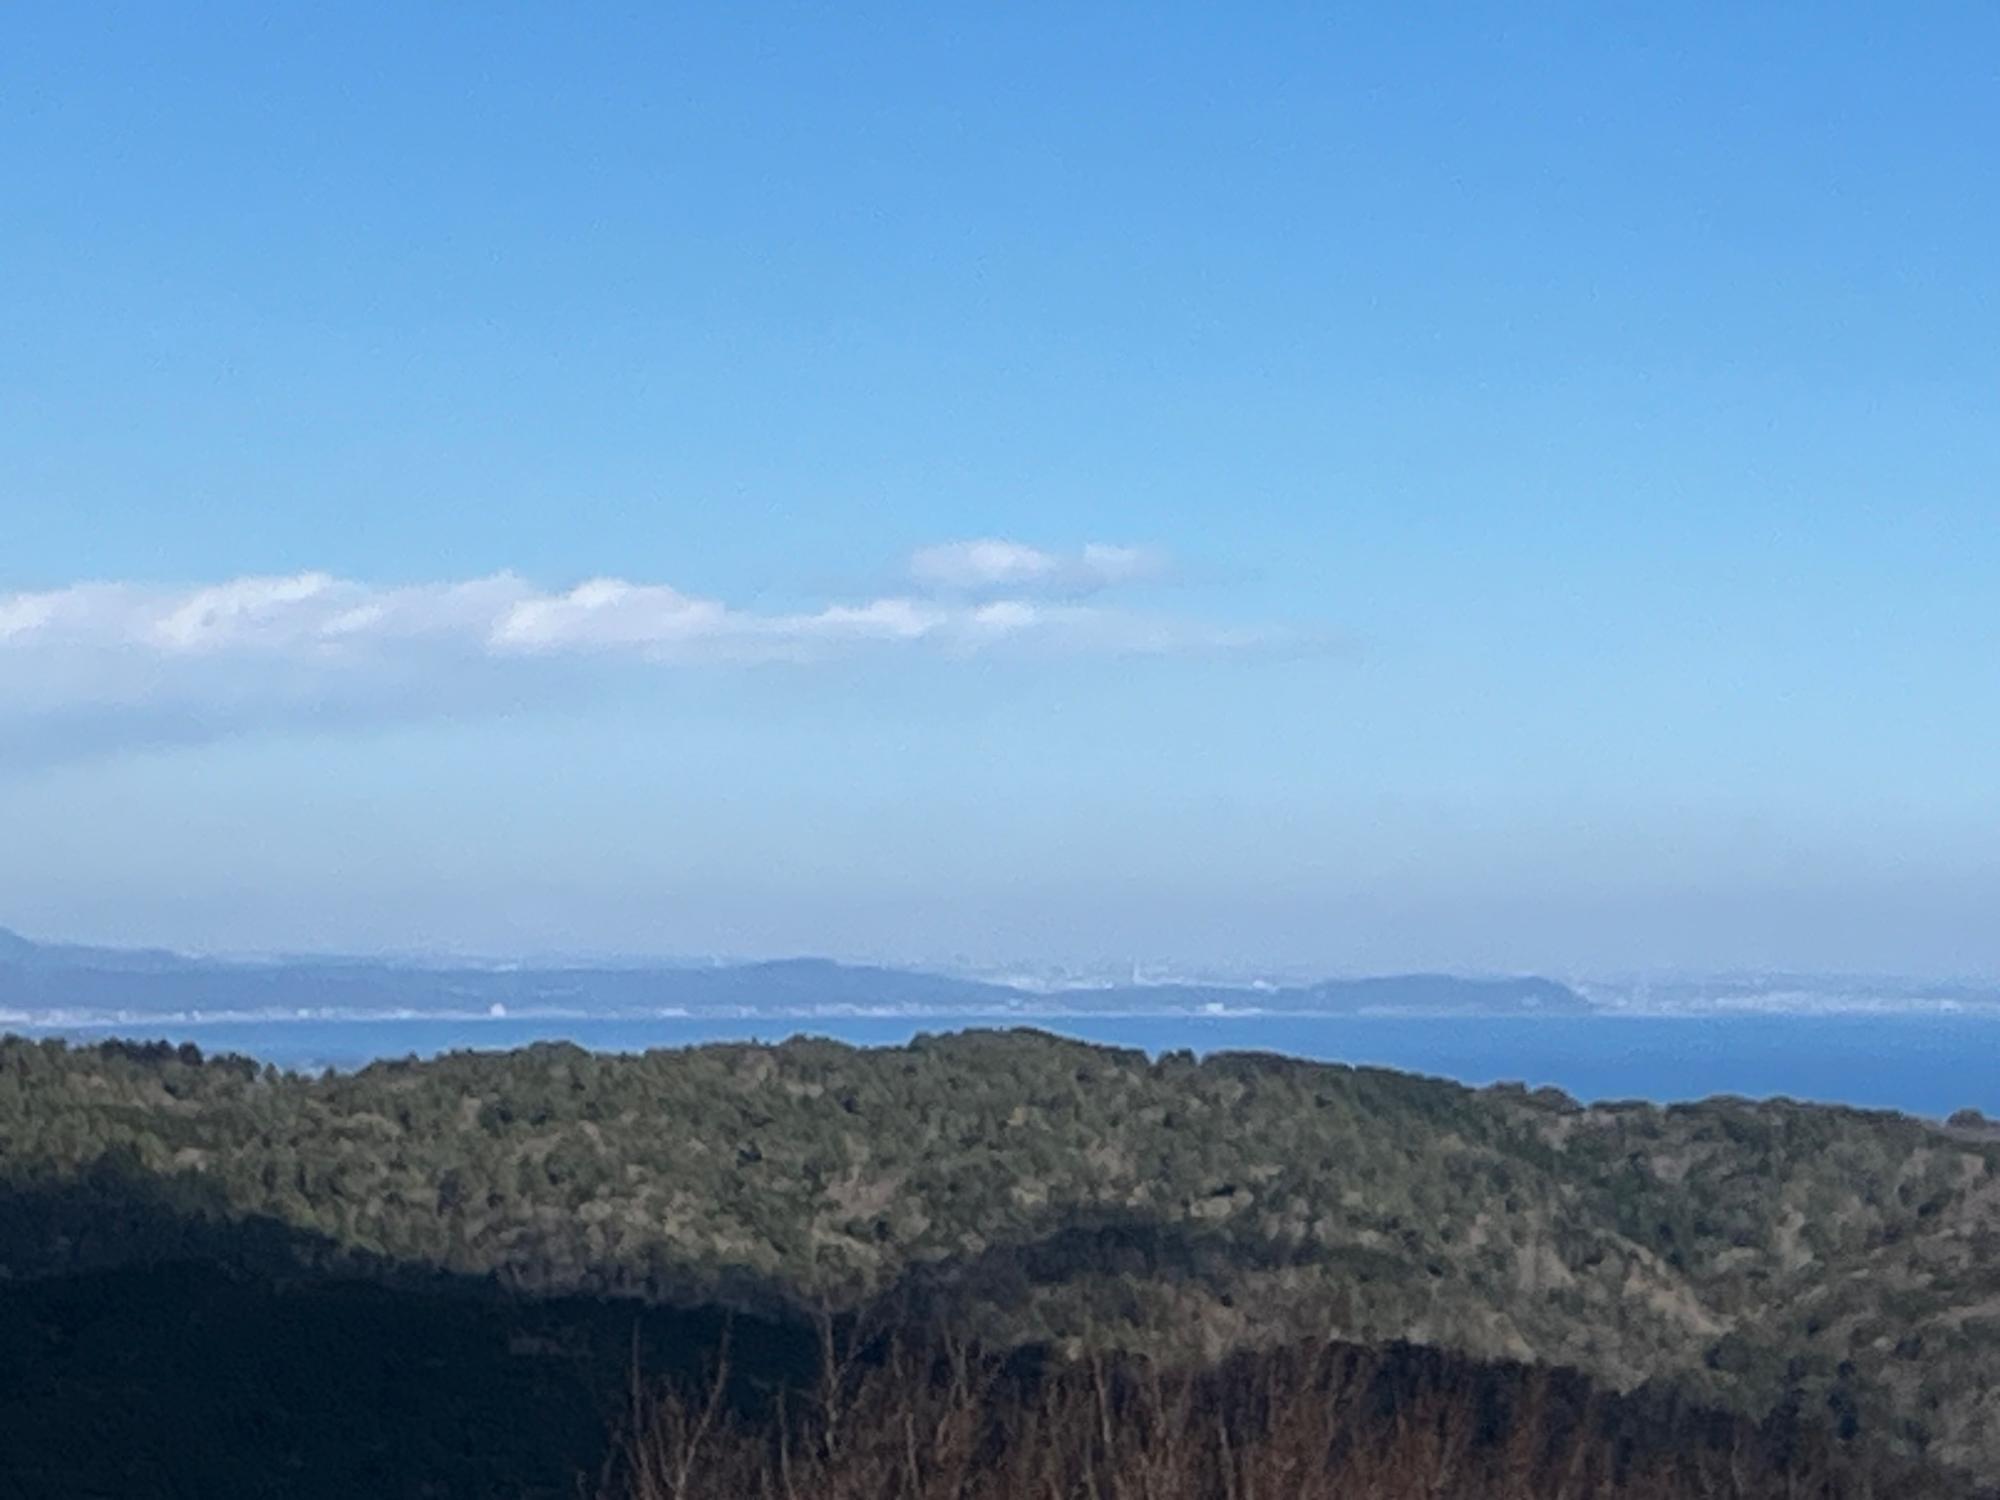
[{"x1": 0, "y1": 926, "x2": 1587, "y2": 1021}]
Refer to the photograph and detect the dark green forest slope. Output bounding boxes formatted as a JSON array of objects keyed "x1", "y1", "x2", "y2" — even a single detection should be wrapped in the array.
[{"x1": 5, "y1": 1030, "x2": 2000, "y2": 1484}]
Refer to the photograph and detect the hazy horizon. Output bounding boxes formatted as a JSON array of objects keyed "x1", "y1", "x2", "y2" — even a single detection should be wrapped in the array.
[
  {"x1": 16, "y1": 917, "x2": 2000, "y2": 999},
  {"x1": 7, "y1": 7, "x2": 1998, "y2": 977}
]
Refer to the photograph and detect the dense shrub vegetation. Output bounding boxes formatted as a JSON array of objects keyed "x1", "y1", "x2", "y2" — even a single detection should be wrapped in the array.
[{"x1": 5, "y1": 1028, "x2": 2000, "y2": 1487}]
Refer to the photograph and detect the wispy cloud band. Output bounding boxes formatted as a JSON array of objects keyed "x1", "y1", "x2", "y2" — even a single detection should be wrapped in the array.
[
  {"x1": 0, "y1": 567, "x2": 1252, "y2": 664},
  {"x1": 0, "y1": 542, "x2": 1290, "y2": 763},
  {"x1": 907, "y1": 539, "x2": 1166, "y2": 593}
]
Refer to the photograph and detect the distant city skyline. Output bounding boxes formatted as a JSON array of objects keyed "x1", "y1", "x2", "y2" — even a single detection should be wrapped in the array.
[{"x1": 5, "y1": 6, "x2": 1999, "y2": 975}]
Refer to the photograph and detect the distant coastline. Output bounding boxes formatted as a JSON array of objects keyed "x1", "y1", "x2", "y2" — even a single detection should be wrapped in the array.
[{"x1": 11, "y1": 925, "x2": 2000, "y2": 1026}]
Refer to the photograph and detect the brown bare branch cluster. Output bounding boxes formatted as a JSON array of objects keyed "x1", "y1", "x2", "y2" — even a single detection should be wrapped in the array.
[{"x1": 602, "y1": 1324, "x2": 1948, "y2": 1500}]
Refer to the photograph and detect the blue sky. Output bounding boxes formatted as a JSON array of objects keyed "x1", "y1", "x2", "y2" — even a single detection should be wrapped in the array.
[{"x1": 4, "y1": 5, "x2": 1998, "y2": 975}]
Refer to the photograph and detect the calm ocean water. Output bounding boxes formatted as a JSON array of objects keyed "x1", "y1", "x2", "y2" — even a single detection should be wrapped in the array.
[{"x1": 21, "y1": 1013, "x2": 2000, "y2": 1118}]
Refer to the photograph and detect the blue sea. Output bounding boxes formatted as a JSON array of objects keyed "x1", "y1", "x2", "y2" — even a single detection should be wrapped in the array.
[{"x1": 22, "y1": 1013, "x2": 2000, "y2": 1119}]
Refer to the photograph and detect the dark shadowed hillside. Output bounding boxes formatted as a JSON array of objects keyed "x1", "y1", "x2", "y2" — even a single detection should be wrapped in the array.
[
  {"x1": 5, "y1": 1029, "x2": 2000, "y2": 1490},
  {"x1": 0, "y1": 1175, "x2": 1964, "y2": 1499}
]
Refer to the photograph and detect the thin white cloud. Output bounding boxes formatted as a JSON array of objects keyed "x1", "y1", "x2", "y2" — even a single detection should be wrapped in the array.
[
  {"x1": 0, "y1": 549, "x2": 1293, "y2": 763},
  {"x1": 149, "y1": 572, "x2": 347, "y2": 652},
  {"x1": 908, "y1": 539, "x2": 1167, "y2": 593}
]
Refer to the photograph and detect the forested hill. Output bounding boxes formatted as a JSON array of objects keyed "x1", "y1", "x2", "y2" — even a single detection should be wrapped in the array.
[{"x1": 5, "y1": 1029, "x2": 2000, "y2": 1485}]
